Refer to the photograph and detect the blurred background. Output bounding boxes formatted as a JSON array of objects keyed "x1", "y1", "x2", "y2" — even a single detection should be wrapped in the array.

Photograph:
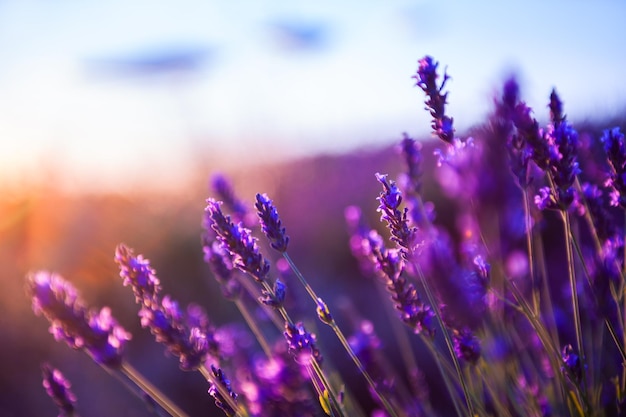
[{"x1": 1, "y1": 0, "x2": 625, "y2": 416}]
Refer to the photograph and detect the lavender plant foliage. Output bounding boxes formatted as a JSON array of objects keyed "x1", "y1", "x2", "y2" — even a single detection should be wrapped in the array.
[
  {"x1": 41, "y1": 363, "x2": 77, "y2": 417},
  {"x1": 27, "y1": 271, "x2": 131, "y2": 368}
]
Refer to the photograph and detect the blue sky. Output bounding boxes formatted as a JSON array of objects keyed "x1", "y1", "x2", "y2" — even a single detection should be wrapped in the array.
[{"x1": 0, "y1": 0, "x2": 625, "y2": 191}]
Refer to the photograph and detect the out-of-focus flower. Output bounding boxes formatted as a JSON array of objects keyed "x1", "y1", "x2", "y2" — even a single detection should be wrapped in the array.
[
  {"x1": 601, "y1": 127, "x2": 626, "y2": 208},
  {"x1": 27, "y1": 271, "x2": 131, "y2": 368},
  {"x1": 284, "y1": 322, "x2": 323, "y2": 364},
  {"x1": 41, "y1": 363, "x2": 77, "y2": 417},
  {"x1": 452, "y1": 328, "x2": 481, "y2": 365}
]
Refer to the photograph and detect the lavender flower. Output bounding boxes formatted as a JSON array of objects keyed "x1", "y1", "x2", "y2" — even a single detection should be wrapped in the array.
[
  {"x1": 41, "y1": 363, "x2": 77, "y2": 417},
  {"x1": 375, "y1": 173, "x2": 418, "y2": 258},
  {"x1": 413, "y1": 55, "x2": 455, "y2": 144},
  {"x1": 259, "y1": 278, "x2": 286, "y2": 309},
  {"x1": 561, "y1": 344, "x2": 582, "y2": 384},
  {"x1": 284, "y1": 322, "x2": 323, "y2": 364},
  {"x1": 205, "y1": 199, "x2": 270, "y2": 283},
  {"x1": 208, "y1": 365, "x2": 239, "y2": 417},
  {"x1": 363, "y1": 230, "x2": 435, "y2": 336},
  {"x1": 399, "y1": 133, "x2": 424, "y2": 197},
  {"x1": 601, "y1": 127, "x2": 626, "y2": 208},
  {"x1": 211, "y1": 173, "x2": 249, "y2": 224},
  {"x1": 115, "y1": 244, "x2": 161, "y2": 307},
  {"x1": 315, "y1": 297, "x2": 333, "y2": 325},
  {"x1": 549, "y1": 89, "x2": 564, "y2": 129},
  {"x1": 202, "y1": 238, "x2": 241, "y2": 299},
  {"x1": 255, "y1": 193, "x2": 289, "y2": 253},
  {"x1": 27, "y1": 271, "x2": 131, "y2": 368},
  {"x1": 452, "y1": 328, "x2": 481, "y2": 365},
  {"x1": 541, "y1": 118, "x2": 580, "y2": 211},
  {"x1": 115, "y1": 245, "x2": 214, "y2": 370},
  {"x1": 512, "y1": 102, "x2": 550, "y2": 171}
]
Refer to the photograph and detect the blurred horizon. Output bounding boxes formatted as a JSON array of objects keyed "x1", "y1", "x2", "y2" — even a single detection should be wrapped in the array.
[{"x1": 1, "y1": 0, "x2": 625, "y2": 193}]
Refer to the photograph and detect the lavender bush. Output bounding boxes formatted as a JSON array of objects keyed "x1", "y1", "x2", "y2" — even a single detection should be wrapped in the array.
[{"x1": 23, "y1": 55, "x2": 626, "y2": 416}]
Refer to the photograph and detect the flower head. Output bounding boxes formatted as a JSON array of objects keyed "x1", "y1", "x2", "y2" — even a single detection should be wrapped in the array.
[
  {"x1": 601, "y1": 127, "x2": 626, "y2": 208},
  {"x1": 115, "y1": 244, "x2": 161, "y2": 308},
  {"x1": 255, "y1": 193, "x2": 289, "y2": 253},
  {"x1": 27, "y1": 271, "x2": 131, "y2": 368},
  {"x1": 205, "y1": 199, "x2": 270, "y2": 282},
  {"x1": 41, "y1": 364, "x2": 77, "y2": 417},
  {"x1": 453, "y1": 328, "x2": 481, "y2": 365},
  {"x1": 284, "y1": 322, "x2": 323, "y2": 364},
  {"x1": 375, "y1": 173, "x2": 418, "y2": 258},
  {"x1": 413, "y1": 55, "x2": 455, "y2": 144}
]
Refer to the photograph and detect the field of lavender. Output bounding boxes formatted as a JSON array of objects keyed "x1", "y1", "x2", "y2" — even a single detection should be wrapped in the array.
[{"x1": 6, "y1": 56, "x2": 626, "y2": 416}]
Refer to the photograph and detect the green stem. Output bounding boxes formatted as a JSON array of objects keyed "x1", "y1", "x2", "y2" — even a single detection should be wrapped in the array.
[
  {"x1": 120, "y1": 362, "x2": 190, "y2": 417},
  {"x1": 233, "y1": 298, "x2": 273, "y2": 358},
  {"x1": 414, "y1": 263, "x2": 475, "y2": 417},
  {"x1": 522, "y1": 189, "x2": 540, "y2": 315},
  {"x1": 282, "y1": 252, "x2": 402, "y2": 417}
]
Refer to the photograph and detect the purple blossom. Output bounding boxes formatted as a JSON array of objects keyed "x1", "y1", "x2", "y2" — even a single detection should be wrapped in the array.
[
  {"x1": 259, "y1": 279, "x2": 286, "y2": 309},
  {"x1": 375, "y1": 173, "x2": 418, "y2": 258},
  {"x1": 601, "y1": 127, "x2": 626, "y2": 208},
  {"x1": 512, "y1": 102, "x2": 550, "y2": 171},
  {"x1": 284, "y1": 322, "x2": 323, "y2": 364},
  {"x1": 561, "y1": 344, "x2": 582, "y2": 384},
  {"x1": 202, "y1": 238, "x2": 241, "y2": 299},
  {"x1": 541, "y1": 119, "x2": 580, "y2": 211},
  {"x1": 115, "y1": 244, "x2": 161, "y2": 308},
  {"x1": 549, "y1": 89, "x2": 564, "y2": 128},
  {"x1": 211, "y1": 173, "x2": 249, "y2": 224},
  {"x1": 452, "y1": 328, "x2": 481, "y2": 365},
  {"x1": 363, "y1": 230, "x2": 435, "y2": 336},
  {"x1": 205, "y1": 199, "x2": 270, "y2": 283},
  {"x1": 115, "y1": 246, "x2": 216, "y2": 370},
  {"x1": 208, "y1": 365, "x2": 239, "y2": 417},
  {"x1": 27, "y1": 271, "x2": 131, "y2": 368},
  {"x1": 412, "y1": 55, "x2": 455, "y2": 144},
  {"x1": 41, "y1": 363, "x2": 77, "y2": 417},
  {"x1": 255, "y1": 193, "x2": 289, "y2": 253},
  {"x1": 315, "y1": 298, "x2": 333, "y2": 325},
  {"x1": 139, "y1": 295, "x2": 210, "y2": 371},
  {"x1": 399, "y1": 133, "x2": 424, "y2": 197}
]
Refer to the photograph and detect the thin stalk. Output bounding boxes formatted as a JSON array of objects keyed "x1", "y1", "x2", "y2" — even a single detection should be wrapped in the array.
[
  {"x1": 414, "y1": 264, "x2": 475, "y2": 417},
  {"x1": 562, "y1": 212, "x2": 590, "y2": 412},
  {"x1": 522, "y1": 188, "x2": 540, "y2": 314},
  {"x1": 282, "y1": 252, "x2": 402, "y2": 417},
  {"x1": 120, "y1": 362, "x2": 190, "y2": 417},
  {"x1": 233, "y1": 298, "x2": 273, "y2": 358}
]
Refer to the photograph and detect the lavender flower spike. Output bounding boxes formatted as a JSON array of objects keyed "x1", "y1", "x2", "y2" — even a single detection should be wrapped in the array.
[
  {"x1": 255, "y1": 193, "x2": 289, "y2": 253},
  {"x1": 41, "y1": 363, "x2": 77, "y2": 417},
  {"x1": 412, "y1": 55, "x2": 455, "y2": 144},
  {"x1": 27, "y1": 271, "x2": 131, "y2": 368},
  {"x1": 601, "y1": 127, "x2": 626, "y2": 208},
  {"x1": 284, "y1": 321, "x2": 323, "y2": 364},
  {"x1": 115, "y1": 244, "x2": 161, "y2": 308},
  {"x1": 205, "y1": 198, "x2": 270, "y2": 282},
  {"x1": 208, "y1": 365, "x2": 239, "y2": 417},
  {"x1": 375, "y1": 173, "x2": 418, "y2": 258}
]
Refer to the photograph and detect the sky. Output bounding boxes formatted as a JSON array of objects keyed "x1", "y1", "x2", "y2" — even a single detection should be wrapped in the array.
[{"x1": 0, "y1": 0, "x2": 625, "y2": 192}]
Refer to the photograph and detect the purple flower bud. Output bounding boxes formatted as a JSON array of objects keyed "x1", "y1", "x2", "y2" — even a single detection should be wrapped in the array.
[
  {"x1": 453, "y1": 328, "x2": 481, "y2": 364},
  {"x1": 210, "y1": 173, "x2": 249, "y2": 224},
  {"x1": 284, "y1": 322, "x2": 323, "y2": 364},
  {"x1": 375, "y1": 173, "x2": 418, "y2": 258},
  {"x1": 41, "y1": 363, "x2": 77, "y2": 416},
  {"x1": 316, "y1": 298, "x2": 333, "y2": 325},
  {"x1": 549, "y1": 89, "x2": 564, "y2": 128},
  {"x1": 115, "y1": 244, "x2": 161, "y2": 308},
  {"x1": 255, "y1": 193, "x2": 289, "y2": 253},
  {"x1": 208, "y1": 365, "x2": 238, "y2": 417},
  {"x1": 27, "y1": 271, "x2": 131, "y2": 368},
  {"x1": 562, "y1": 344, "x2": 582, "y2": 384},
  {"x1": 601, "y1": 127, "x2": 626, "y2": 208},
  {"x1": 259, "y1": 279, "x2": 286, "y2": 309},
  {"x1": 412, "y1": 56, "x2": 455, "y2": 144},
  {"x1": 206, "y1": 199, "x2": 271, "y2": 282}
]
